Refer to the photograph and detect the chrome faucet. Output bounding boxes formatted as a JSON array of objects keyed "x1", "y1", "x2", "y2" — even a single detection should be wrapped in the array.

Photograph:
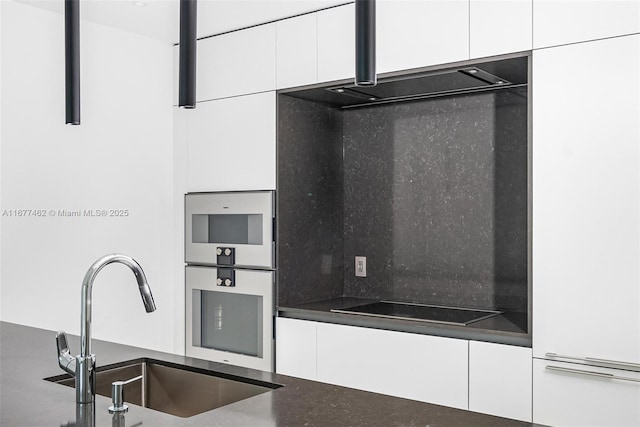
[{"x1": 56, "y1": 254, "x2": 156, "y2": 404}]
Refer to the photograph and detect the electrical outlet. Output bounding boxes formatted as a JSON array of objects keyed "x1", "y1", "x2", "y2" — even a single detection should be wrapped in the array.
[{"x1": 355, "y1": 256, "x2": 366, "y2": 277}]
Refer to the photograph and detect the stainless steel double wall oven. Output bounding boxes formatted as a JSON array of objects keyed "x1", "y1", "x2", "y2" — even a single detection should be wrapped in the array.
[{"x1": 185, "y1": 191, "x2": 275, "y2": 371}]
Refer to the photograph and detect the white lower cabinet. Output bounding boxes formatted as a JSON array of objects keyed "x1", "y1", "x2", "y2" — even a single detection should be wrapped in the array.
[
  {"x1": 275, "y1": 318, "x2": 317, "y2": 381},
  {"x1": 533, "y1": 359, "x2": 640, "y2": 427},
  {"x1": 469, "y1": 341, "x2": 532, "y2": 422},
  {"x1": 316, "y1": 323, "x2": 469, "y2": 410},
  {"x1": 276, "y1": 319, "x2": 539, "y2": 419}
]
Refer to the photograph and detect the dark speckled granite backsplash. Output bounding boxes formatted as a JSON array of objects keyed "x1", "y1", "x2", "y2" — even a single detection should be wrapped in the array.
[
  {"x1": 277, "y1": 95, "x2": 344, "y2": 306},
  {"x1": 342, "y1": 89, "x2": 528, "y2": 311},
  {"x1": 277, "y1": 88, "x2": 528, "y2": 313}
]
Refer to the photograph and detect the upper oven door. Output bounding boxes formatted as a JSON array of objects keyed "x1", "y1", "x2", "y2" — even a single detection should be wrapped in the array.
[{"x1": 185, "y1": 191, "x2": 274, "y2": 268}]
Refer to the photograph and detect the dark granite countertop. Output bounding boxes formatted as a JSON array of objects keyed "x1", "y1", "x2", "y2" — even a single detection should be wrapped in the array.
[
  {"x1": 1, "y1": 321, "x2": 536, "y2": 426},
  {"x1": 279, "y1": 297, "x2": 530, "y2": 347}
]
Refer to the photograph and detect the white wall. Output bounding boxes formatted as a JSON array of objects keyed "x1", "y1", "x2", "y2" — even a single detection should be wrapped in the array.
[{"x1": 0, "y1": 1, "x2": 183, "y2": 355}]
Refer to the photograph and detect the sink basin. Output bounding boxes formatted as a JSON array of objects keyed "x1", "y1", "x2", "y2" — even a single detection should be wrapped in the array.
[{"x1": 45, "y1": 358, "x2": 281, "y2": 418}]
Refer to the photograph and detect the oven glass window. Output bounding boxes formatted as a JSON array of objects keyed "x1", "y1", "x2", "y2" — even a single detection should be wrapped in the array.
[
  {"x1": 192, "y1": 214, "x2": 263, "y2": 245},
  {"x1": 199, "y1": 290, "x2": 263, "y2": 357}
]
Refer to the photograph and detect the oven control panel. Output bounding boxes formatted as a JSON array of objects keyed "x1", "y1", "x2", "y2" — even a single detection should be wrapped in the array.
[
  {"x1": 215, "y1": 247, "x2": 235, "y2": 266},
  {"x1": 216, "y1": 268, "x2": 235, "y2": 287}
]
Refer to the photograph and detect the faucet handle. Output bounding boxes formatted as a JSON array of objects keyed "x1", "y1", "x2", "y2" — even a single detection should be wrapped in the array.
[
  {"x1": 56, "y1": 331, "x2": 70, "y2": 354},
  {"x1": 56, "y1": 331, "x2": 76, "y2": 375}
]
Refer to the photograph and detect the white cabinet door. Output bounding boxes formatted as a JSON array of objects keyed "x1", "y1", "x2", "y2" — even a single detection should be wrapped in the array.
[
  {"x1": 532, "y1": 35, "x2": 640, "y2": 363},
  {"x1": 470, "y1": 0, "x2": 532, "y2": 59},
  {"x1": 186, "y1": 92, "x2": 276, "y2": 192},
  {"x1": 197, "y1": 23, "x2": 276, "y2": 101},
  {"x1": 377, "y1": 0, "x2": 469, "y2": 74},
  {"x1": 533, "y1": 0, "x2": 640, "y2": 49},
  {"x1": 275, "y1": 318, "x2": 317, "y2": 380},
  {"x1": 276, "y1": 14, "x2": 318, "y2": 89},
  {"x1": 317, "y1": 3, "x2": 355, "y2": 83},
  {"x1": 469, "y1": 341, "x2": 532, "y2": 422},
  {"x1": 317, "y1": 323, "x2": 469, "y2": 410},
  {"x1": 196, "y1": 0, "x2": 346, "y2": 38},
  {"x1": 533, "y1": 359, "x2": 640, "y2": 427}
]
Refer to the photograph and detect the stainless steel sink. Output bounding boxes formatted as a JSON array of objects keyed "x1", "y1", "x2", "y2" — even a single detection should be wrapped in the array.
[{"x1": 45, "y1": 358, "x2": 281, "y2": 418}]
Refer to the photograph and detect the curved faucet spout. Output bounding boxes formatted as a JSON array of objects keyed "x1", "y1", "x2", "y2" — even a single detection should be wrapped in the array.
[
  {"x1": 57, "y1": 253, "x2": 156, "y2": 404},
  {"x1": 80, "y1": 254, "x2": 156, "y2": 359}
]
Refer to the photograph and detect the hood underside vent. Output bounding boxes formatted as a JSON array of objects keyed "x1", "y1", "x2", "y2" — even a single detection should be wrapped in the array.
[{"x1": 282, "y1": 55, "x2": 528, "y2": 109}]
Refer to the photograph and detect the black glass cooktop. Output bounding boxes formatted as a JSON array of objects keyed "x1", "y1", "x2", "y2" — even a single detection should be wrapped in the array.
[{"x1": 331, "y1": 301, "x2": 502, "y2": 326}]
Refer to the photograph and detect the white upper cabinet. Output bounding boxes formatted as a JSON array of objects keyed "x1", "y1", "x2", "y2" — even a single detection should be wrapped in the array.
[
  {"x1": 276, "y1": 13, "x2": 318, "y2": 89},
  {"x1": 469, "y1": 341, "x2": 532, "y2": 422},
  {"x1": 317, "y1": 3, "x2": 355, "y2": 83},
  {"x1": 197, "y1": 0, "x2": 347, "y2": 38},
  {"x1": 186, "y1": 92, "x2": 276, "y2": 192},
  {"x1": 532, "y1": 35, "x2": 640, "y2": 364},
  {"x1": 533, "y1": 0, "x2": 640, "y2": 49},
  {"x1": 196, "y1": 23, "x2": 276, "y2": 102},
  {"x1": 377, "y1": 0, "x2": 469, "y2": 74},
  {"x1": 470, "y1": 0, "x2": 532, "y2": 59}
]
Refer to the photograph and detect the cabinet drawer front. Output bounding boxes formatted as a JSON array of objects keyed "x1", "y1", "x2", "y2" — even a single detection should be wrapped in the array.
[
  {"x1": 469, "y1": 341, "x2": 532, "y2": 422},
  {"x1": 316, "y1": 323, "x2": 469, "y2": 410},
  {"x1": 533, "y1": 359, "x2": 640, "y2": 427},
  {"x1": 275, "y1": 318, "x2": 317, "y2": 380}
]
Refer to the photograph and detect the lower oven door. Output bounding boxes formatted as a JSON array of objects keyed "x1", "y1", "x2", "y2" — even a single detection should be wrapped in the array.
[{"x1": 185, "y1": 265, "x2": 273, "y2": 371}]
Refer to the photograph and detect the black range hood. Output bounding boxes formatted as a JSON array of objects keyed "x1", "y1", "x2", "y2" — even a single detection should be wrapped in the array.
[{"x1": 283, "y1": 55, "x2": 528, "y2": 109}]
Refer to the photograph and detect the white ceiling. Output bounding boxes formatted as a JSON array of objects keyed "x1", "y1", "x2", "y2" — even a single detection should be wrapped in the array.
[{"x1": 14, "y1": 0, "x2": 350, "y2": 44}]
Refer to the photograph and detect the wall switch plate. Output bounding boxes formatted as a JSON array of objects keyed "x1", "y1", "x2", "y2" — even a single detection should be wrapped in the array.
[{"x1": 355, "y1": 256, "x2": 366, "y2": 277}]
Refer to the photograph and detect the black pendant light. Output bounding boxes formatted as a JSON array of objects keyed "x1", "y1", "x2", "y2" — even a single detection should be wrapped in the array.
[
  {"x1": 355, "y1": 0, "x2": 376, "y2": 86},
  {"x1": 179, "y1": 0, "x2": 197, "y2": 109},
  {"x1": 65, "y1": 0, "x2": 80, "y2": 125}
]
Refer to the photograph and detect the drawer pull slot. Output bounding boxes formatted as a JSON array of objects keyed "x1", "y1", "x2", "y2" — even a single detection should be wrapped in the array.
[
  {"x1": 546, "y1": 365, "x2": 640, "y2": 383},
  {"x1": 545, "y1": 352, "x2": 640, "y2": 371}
]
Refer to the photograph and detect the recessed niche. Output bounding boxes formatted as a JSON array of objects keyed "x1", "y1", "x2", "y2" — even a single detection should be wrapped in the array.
[{"x1": 277, "y1": 54, "x2": 530, "y2": 338}]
